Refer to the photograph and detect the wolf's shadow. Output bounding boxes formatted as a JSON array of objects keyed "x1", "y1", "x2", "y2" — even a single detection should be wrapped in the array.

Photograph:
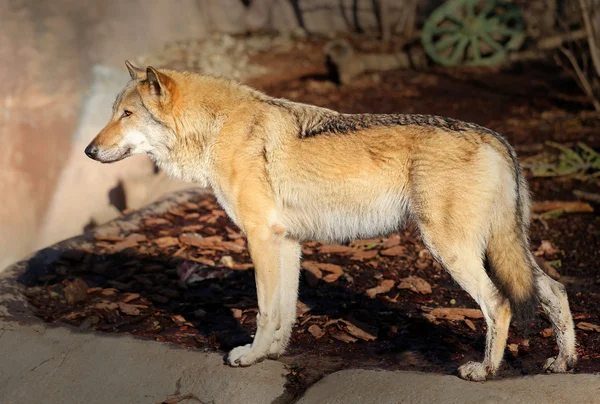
[{"x1": 9, "y1": 245, "x2": 489, "y2": 377}]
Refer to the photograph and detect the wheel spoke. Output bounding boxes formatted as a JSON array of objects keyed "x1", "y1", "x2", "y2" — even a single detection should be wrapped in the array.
[
  {"x1": 470, "y1": 36, "x2": 481, "y2": 61},
  {"x1": 432, "y1": 26, "x2": 460, "y2": 35},
  {"x1": 435, "y1": 33, "x2": 462, "y2": 50},
  {"x1": 477, "y1": 0, "x2": 496, "y2": 20},
  {"x1": 466, "y1": 0, "x2": 475, "y2": 18},
  {"x1": 444, "y1": 13, "x2": 464, "y2": 27},
  {"x1": 479, "y1": 31, "x2": 504, "y2": 52},
  {"x1": 450, "y1": 36, "x2": 470, "y2": 64}
]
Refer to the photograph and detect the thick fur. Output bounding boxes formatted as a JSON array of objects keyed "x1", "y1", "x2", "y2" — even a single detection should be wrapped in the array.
[{"x1": 86, "y1": 63, "x2": 577, "y2": 381}]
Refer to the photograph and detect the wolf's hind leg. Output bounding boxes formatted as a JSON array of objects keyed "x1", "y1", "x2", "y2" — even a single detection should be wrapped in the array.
[
  {"x1": 420, "y1": 229, "x2": 511, "y2": 381},
  {"x1": 534, "y1": 265, "x2": 577, "y2": 372},
  {"x1": 267, "y1": 237, "x2": 301, "y2": 358}
]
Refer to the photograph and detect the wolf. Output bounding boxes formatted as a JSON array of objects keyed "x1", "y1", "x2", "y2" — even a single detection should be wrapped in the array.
[{"x1": 85, "y1": 62, "x2": 577, "y2": 381}]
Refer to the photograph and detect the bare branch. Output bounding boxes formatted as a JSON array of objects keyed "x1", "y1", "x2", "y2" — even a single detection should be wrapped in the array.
[
  {"x1": 579, "y1": 0, "x2": 600, "y2": 76},
  {"x1": 559, "y1": 45, "x2": 600, "y2": 111}
]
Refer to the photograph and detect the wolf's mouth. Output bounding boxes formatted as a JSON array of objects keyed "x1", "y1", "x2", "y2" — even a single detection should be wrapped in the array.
[{"x1": 99, "y1": 148, "x2": 132, "y2": 164}]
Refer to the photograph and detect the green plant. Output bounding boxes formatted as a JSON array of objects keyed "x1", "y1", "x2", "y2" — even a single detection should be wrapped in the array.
[{"x1": 530, "y1": 141, "x2": 600, "y2": 180}]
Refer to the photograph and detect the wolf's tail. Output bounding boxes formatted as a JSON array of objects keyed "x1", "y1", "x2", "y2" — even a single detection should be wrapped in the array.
[{"x1": 486, "y1": 165, "x2": 537, "y2": 320}]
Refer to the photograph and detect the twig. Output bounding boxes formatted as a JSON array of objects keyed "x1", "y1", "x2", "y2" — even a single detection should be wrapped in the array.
[
  {"x1": 532, "y1": 200, "x2": 594, "y2": 213},
  {"x1": 537, "y1": 29, "x2": 587, "y2": 49},
  {"x1": 579, "y1": 0, "x2": 600, "y2": 77},
  {"x1": 379, "y1": 0, "x2": 391, "y2": 47},
  {"x1": 573, "y1": 189, "x2": 600, "y2": 203},
  {"x1": 558, "y1": 45, "x2": 600, "y2": 111}
]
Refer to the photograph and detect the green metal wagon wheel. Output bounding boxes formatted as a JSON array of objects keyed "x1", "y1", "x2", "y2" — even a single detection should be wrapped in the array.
[{"x1": 421, "y1": 0, "x2": 525, "y2": 66}]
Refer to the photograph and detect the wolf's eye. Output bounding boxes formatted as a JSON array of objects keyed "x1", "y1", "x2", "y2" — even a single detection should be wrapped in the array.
[{"x1": 121, "y1": 110, "x2": 132, "y2": 118}]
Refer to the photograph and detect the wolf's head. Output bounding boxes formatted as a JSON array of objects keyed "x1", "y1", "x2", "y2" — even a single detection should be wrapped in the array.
[{"x1": 85, "y1": 61, "x2": 178, "y2": 164}]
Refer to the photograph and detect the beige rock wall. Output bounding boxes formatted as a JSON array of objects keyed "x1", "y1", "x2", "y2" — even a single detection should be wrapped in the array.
[{"x1": 0, "y1": 0, "x2": 403, "y2": 271}]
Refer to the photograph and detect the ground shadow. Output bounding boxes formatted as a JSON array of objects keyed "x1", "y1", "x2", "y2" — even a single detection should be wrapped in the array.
[{"x1": 12, "y1": 245, "x2": 482, "y2": 374}]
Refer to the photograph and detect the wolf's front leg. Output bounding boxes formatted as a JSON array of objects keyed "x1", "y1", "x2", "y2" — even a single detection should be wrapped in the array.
[{"x1": 227, "y1": 225, "x2": 284, "y2": 367}]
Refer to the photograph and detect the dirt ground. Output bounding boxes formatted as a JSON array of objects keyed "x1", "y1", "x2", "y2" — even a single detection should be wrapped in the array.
[{"x1": 24, "y1": 35, "x2": 600, "y2": 396}]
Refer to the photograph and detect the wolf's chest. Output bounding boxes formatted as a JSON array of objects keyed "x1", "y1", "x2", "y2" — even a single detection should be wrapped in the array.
[{"x1": 211, "y1": 186, "x2": 240, "y2": 229}]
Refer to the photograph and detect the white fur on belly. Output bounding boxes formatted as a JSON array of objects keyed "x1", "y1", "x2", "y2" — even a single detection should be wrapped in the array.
[{"x1": 281, "y1": 191, "x2": 410, "y2": 242}]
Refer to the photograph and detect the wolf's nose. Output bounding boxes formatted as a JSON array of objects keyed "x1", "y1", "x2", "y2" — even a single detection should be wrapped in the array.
[{"x1": 85, "y1": 144, "x2": 98, "y2": 159}]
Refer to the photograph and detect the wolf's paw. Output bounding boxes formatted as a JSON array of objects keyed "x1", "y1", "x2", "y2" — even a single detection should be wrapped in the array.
[
  {"x1": 543, "y1": 355, "x2": 576, "y2": 373},
  {"x1": 227, "y1": 344, "x2": 266, "y2": 367},
  {"x1": 458, "y1": 361, "x2": 489, "y2": 382},
  {"x1": 267, "y1": 338, "x2": 287, "y2": 359}
]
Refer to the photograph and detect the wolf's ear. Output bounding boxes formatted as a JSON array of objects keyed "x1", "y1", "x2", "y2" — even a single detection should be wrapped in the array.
[
  {"x1": 146, "y1": 66, "x2": 171, "y2": 98},
  {"x1": 125, "y1": 60, "x2": 144, "y2": 80}
]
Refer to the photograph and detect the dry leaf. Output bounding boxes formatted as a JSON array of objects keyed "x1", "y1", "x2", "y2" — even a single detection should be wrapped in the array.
[
  {"x1": 365, "y1": 279, "x2": 395, "y2": 298},
  {"x1": 319, "y1": 244, "x2": 354, "y2": 254},
  {"x1": 323, "y1": 319, "x2": 339, "y2": 328},
  {"x1": 382, "y1": 236, "x2": 401, "y2": 248},
  {"x1": 106, "y1": 237, "x2": 139, "y2": 253},
  {"x1": 297, "y1": 300, "x2": 311, "y2": 316},
  {"x1": 145, "y1": 217, "x2": 169, "y2": 226},
  {"x1": 101, "y1": 288, "x2": 119, "y2": 296},
  {"x1": 339, "y1": 319, "x2": 377, "y2": 341},
  {"x1": 153, "y1": 236, "x2": 179, "y2": 248},
  {"x1": 118, "y1": 302, "x2": 141, "y2": 316},
  {"x1": 430, "y1": 307, "x2": 483, "y2": 320},
  {"x1": 464, "y1": 319, "x2": 476, "y2": 331},
  {"x1": 220, "y1": 241, "x2": 245, "y2": 253},
  {"x1": 577, "y1": 322, "x2": 600, "y2": 332},
  {"x1": 181, "y1": 224, "x2": 204, "y2": 232},
  {"x1": 535, "y1": 240, "x2": 560, "y2": 257},
  {"x1": 302, "y1": 247, "x2": 314, "y2": 255},
  {"x1": 182, "y1": 201, "x2": 199, "y2": 210},
  {"x1": 301, "y1": 261, "x2": 323, "y2": 280},
  {"x1": 127, "y1": 233, "x2": 147, "y2": 242},
  {"x1": 350, "y1": 250, "x2": 379, "y2": 261},
  {"x1": 319, "y1": 263, "x2": 344, "y2": 282},
  {"x1": 323, "y1": 273, "x2": 342, "y2": 283},
  {"x1": 121, "y1": 293, "x2": 140, "y2": 303},
  {"x1": 350, "y1": 239, "x2": 381, "y2": 249},
  {"x1": 422, "y1": 313, "x2": 438, "y2": 324},
  {"x1": 171, "y1": 315, "x2": 190, "y2": 326},
  {"x1": 232, "y1": 263, "x2": 254, "y2": 270},
  {"x1": 508, "y1": 343, "x2": 519, "y2": 354},
  {"x1": 308, "y1": 324, "x2": 325, "y2": 339},
  {"x1": 302, "y1": 261, "x2": 343, "y2": 283},
  {"x1": 180, "y1": 234, "x2": 224, "y2": 249},
  {"x1": 380, "y1": 246, "x2": 407, "y2": 257},
  {"x1": 63, "y1": 278, "x2": 88, "y2": 304},
  {"x1": 231, "y1": 308, "x2": 243, "y2": 319},
  {"x1": 219, "y1": 255, "x2": 235, "y2": 268},
  {"x1": 397, "y1": 276, "x2": 432, "y2": 294},
  {"x1": 168, "y1": 208, "x2": 185, "y2": 217},
  {"x1": 541, "y1": 328, "x2": 554, "y2": 338},
  {"x1": 418, "y1": 249, "x2": 432, "y2": 259},
  {"x1": 330, "y1": 330, "x2": 358, "y2": 343},
  {"x1": 95, "y1": 301, "x2": 119, "y2": 310}
]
